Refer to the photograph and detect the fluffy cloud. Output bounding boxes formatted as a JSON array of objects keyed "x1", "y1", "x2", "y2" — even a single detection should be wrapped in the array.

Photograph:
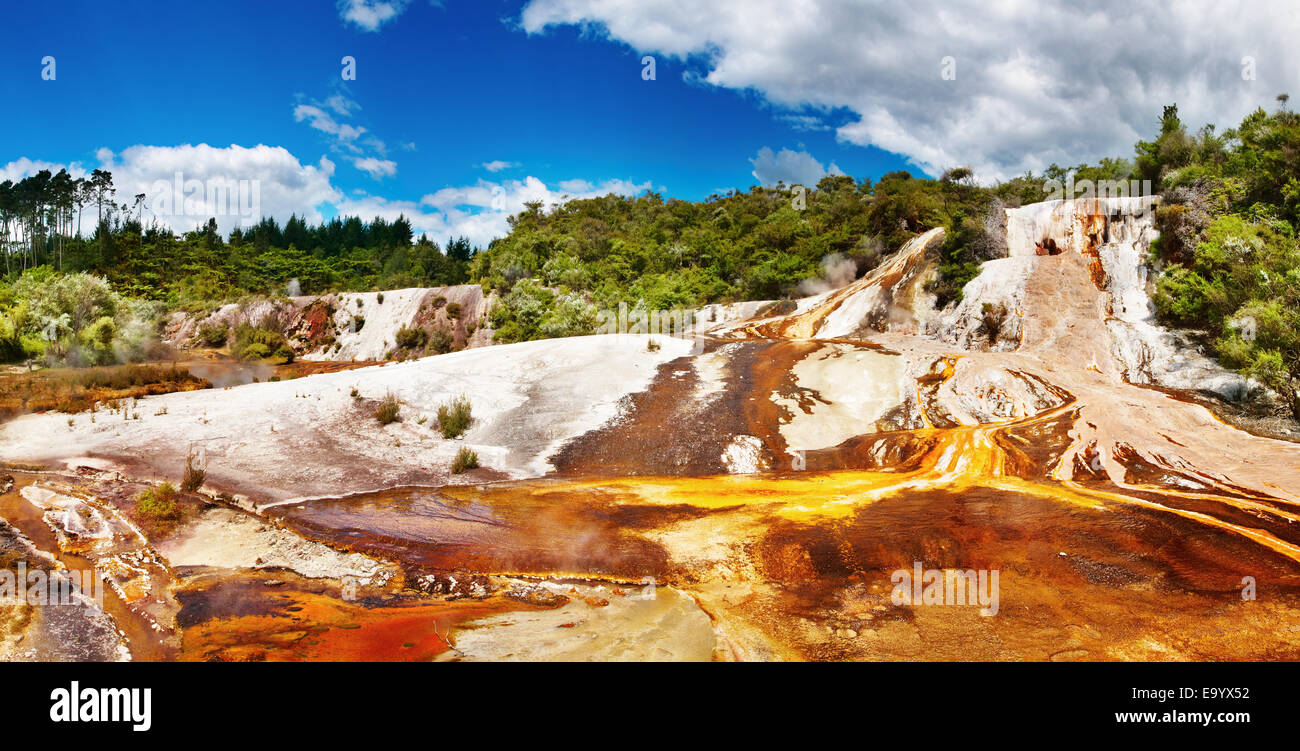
[
  {"x1": 338, "y1": 0, "x2": 411, "y2": 32},
  {"x1": 0, "y1": 157, "x2": 88, "y2": 184},
  {"x1": 750, "y1": 147, "x2": 842, "y2": 187},
  {"x1": 410, "y1": 175, "x2": 651, "y2": 248},
  {"x1": 352, "y1": 157, "x2": 397, "y2": 179},
  {"x1": 337, "y1": 176, "x2": 650, "y2": 249},
  {"x1": 94, "y1": 144, "x2": 342, "y2": 234},
  {"x1": 4, "y1": 145, "x2": 647, "y2": 250},
  {"x1": 520, "y1": 0, "x2": 1300, "y2": 180},
  {"x1": 480, "y1": 160, "x2": 519, "y2": 173}
]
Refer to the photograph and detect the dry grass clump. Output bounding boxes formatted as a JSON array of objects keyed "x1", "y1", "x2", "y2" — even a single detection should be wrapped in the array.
[
  {"x1": 376, "y1": 392, "x2": 401, "y2": 424},
  {"x1": 181, "y1": 449, "x2": 206, "y2": 492}
]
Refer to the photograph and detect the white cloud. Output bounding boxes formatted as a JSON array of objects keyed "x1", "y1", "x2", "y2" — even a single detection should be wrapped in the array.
[
  {"x1": 520, "y1": 0, "x2": 1300, "y2": 180},
  {"x1": 323, "y1": 94, "x2": 359, "y2": 116},
  {"x1": 481, "y1": 160, "x2": 519, "y2": 172},
  {"x1": 338, "y1": 0, "x2": 411, "y2": 32},
  {"x1": 0, "y1": 157, "x2": 88, "y2": 184},
  {"x1": 352, "y1": 156, "x2": 397, "y2": 179},
  {"x1": 411, "y1": 175, "x2": 651, "y2": 248},
  {"x1": 294, "y1": 96, "x2": 398, "y2": 178},
  {"x1": 293, "y1": 104, "x2": 366, "y2": 146},
  {"x1": 749, "y1": 147, "x2": 842, "y2": 187},
  {"x1": 91, "y1": 144, "x2": 342, "y2": 235}
]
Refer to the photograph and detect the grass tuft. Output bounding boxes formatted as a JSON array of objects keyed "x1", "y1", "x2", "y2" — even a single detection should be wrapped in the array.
[
  {"x1": 375, "y1": 392, "x2": 401, "y2": 424},
  {"x1": 437, "y1": 394, "x2": 472, "y2": 438},
  {"x1": 451, "y1": 447, "x2": 479, "y2": 474}
]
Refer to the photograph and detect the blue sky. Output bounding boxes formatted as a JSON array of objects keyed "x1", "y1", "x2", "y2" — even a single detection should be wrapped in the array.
[
  {"x1": 2, "y1": 0, "x2": 1293, "y2": 246},
  {"x1": 0, "y1": 0, "x2": 905, "y2": 244}
]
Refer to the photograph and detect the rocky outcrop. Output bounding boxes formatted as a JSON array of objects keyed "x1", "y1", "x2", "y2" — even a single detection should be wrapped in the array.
[{"x1": 163, "y1": 284, "x2": 494, "y2": 361}]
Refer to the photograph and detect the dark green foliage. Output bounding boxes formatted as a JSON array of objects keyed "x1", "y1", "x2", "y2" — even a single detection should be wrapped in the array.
[
  {"x1": 428, "y1": 323, "x2": 454, "y2": 354},
  {"x1": 230, "y1": 323, "x2": 289, "y2": 362},
  {"x1": 197, "y1": 323, "x2": 228, "y2": 347},
  {"x1": 1144, "y1": 99, "x2": 1300, "y2": 413},
  {"x1": 394, "y1": 325, "x2": 427, "y2": 350}
]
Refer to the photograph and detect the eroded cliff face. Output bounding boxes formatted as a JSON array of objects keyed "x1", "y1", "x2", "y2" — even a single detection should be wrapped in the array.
[
  {"x1": 951, "y1": 197, "x2": 1256, "y2": 399},
  {"x1": 162, "y1": 284, "x2": 494, "y2": 361},
  {"x1": 715, "y1": 196, "x2": 1254, "y2": 401}
]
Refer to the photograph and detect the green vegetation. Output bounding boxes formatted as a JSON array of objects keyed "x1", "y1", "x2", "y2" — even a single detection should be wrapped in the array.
[
  {"x1": 135, "y1": 481, "x2": 180, "y2": 521},
  {"x1": 0, "y1": 268, "x2": 165, "y2": 366},
  {"x1": 229, "y1": 322, "x2": 293, "y2": 362},
  {"x1": 0, "y1": 167, "x2": 476, "y2": 303},
  {"x1": 1140, "y1": 99, "x2": 1300, "y2": 414},
  {"x1": 473, "y1": 172, "x2": 1006, "y2": 341},
  {"x1": 394, "y1": 325, "x2": 427, "y2": 350},
  {"x1": 437, "y1": 394, "x2": 472, "y2": 438},
  {"x1": 450, "y1": 446, "x2": 479, "y2": 474}
]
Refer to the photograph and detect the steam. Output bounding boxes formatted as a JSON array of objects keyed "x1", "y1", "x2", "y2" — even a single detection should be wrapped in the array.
[
  {"x1": 187, "y1": 361, "x2": 274, "y2": 388},
  {"x1": 286, "y1": 278, "x2": 303, "y2": 297},
  {"x1": 798, "y1": 253, "x2": 859, "y2": 296}
]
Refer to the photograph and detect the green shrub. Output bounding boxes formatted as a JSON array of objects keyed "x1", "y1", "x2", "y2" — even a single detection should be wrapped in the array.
[
  {"x1": 197, "y1": 323, "x2": 228, "y2": 347},
  {"x1": 231, "y1": 322, "x2": 289, "y2": 362},
  {"x1": 136, "y1": 482, "x2": 180, "y2": 521},
  {"x1": 428, "y1": 324, "x2": 454, "y2": 354},
  {"x1": 437, "y1": 394, "x2": 472, "y2": 438},
  {"x1": 451, "y1": 446, "x2": 479, "y2": 474},
  {"x1": 395, "y1": 325, "x2": 428, "y2": 350}
]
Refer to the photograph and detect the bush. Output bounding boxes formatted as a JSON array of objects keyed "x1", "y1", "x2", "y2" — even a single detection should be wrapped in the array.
[
  {"x1": 437, "y1": 394, "x2": 472, "y2": 438},
  {"x1": 197, "y1": 323, "x2": 228, "y2": 347},
  {"x1": 395, "y1": 325, "x2": 428, "y2": 350},
  {"x1": 451, "y1": 446, "x2": 479, "y2": 473},
  {"x1": 445, "y1": 302, "x2": 461, "y2": 319},
  {"x1": 136, "y1": 482, "x2": 180, "y2": 521},
  {"x1": 376, "y1": 392, "x2": 400, "y2": 424},
  {"x1": 231, "y1": 323, "x2": 289, "y2": 362},
  {"x1": 981, "y1": 302, "x2": 1009, "y2": 343},
  {"x1": 428, "y1": 324, "x2": 454, "y2": 354}
]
